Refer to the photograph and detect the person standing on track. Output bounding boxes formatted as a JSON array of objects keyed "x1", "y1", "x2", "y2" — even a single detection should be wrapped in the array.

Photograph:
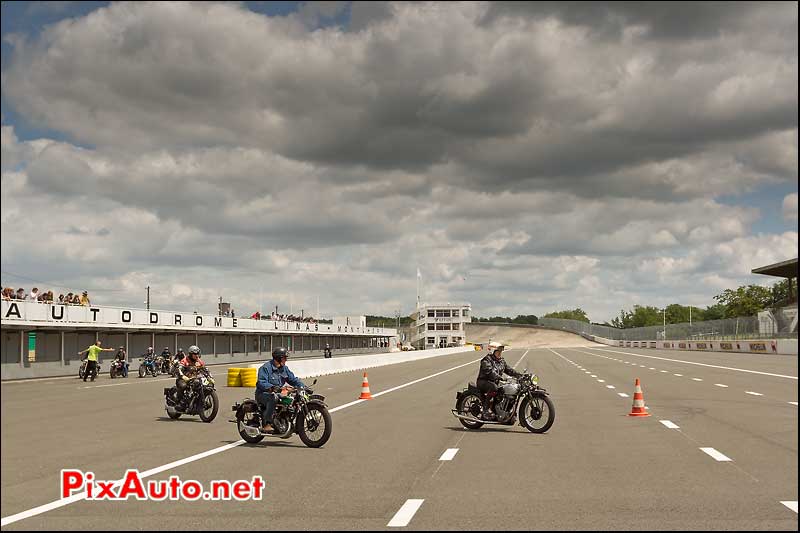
[
  {"x1": 476, "y1": 341, "x2": 521, "y2": 420},
  {"x1": 77, "y1": 340, "x2": 114, "y2": 382}
]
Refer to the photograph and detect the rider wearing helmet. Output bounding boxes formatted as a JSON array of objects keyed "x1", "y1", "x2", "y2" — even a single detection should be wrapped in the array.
[
  {"x1": 175, "y1": 345, "x2": 205, "y2": 409},
  {"x1": 255, "y1": 347, "x2": 304, "y2": 434},
  {"x1": 476, "y1": 341, "x2": 521, "y2": 420},
  {"x1": 115, "y1": 346, "x2": 129, "y2": 377}
]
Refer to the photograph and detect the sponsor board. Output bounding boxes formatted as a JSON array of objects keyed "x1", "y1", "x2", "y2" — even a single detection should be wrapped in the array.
[
  {"x1": 696, "y1": 342, "x2": 707, "y2": 349},
  {"x1": 678, "y1": 343, "x2": 686, "y2": 349},
  {"x1": 720, "y1": 342, "x2": 734, "y2": 350},
  {"x1": 749, "y1": 342, "x2": 767, "y2": 353}
]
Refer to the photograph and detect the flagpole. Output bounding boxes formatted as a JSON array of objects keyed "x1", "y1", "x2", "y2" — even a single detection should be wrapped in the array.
[{"x1": 416, "y1": 268, "x2": 420, "y2": 309}]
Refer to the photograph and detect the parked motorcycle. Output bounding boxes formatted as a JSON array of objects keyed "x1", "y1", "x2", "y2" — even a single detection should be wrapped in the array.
[
  {"x1": 78, "y1": 359, "x2": 101, "y2": 380},
  {"x1": 138, "y1": 355, "x2": 160, "y2": 378},
  {"x1": 156, "y1": 355, "x2": 171, "y2": 375},
  {"x1": 163, "y1": 367, "x2": 219, "y2": 422},
  {"x1": 109, "y1": 359, "x2": 129, "y2": 378},
  {"x1": 231, "y1": 379, "x2": 332, "y2": 448},
  {"x1": 451, "y1": 370, "x2": 555, "y2": 433}
]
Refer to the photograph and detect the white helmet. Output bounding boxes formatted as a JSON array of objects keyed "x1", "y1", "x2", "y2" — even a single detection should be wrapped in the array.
[{"x1": 488, "y1": 341, "x2": 505, "y2": 352}]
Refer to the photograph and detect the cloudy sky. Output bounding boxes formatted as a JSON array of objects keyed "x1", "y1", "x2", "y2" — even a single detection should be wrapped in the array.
[{"x1": 1, "y1": 1, "x2": 797, "y2": 322}]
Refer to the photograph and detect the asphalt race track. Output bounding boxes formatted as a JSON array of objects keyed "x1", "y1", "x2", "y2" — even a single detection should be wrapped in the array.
[{"x1": 1, "y1": 345, "x2": 797, "y2": 530}]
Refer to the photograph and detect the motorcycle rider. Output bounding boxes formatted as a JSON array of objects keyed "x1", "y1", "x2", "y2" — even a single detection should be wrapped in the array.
[
  {"x1": 175, "y1": 345, "x2": 205, "y2": 410},
  {"x1": 255, "y1": 347, "x2": 304, "y2": 434},
  {"x1": 115, "y1": 346, "x2": 129, "y2": 377},
  {"x1": 476, "y1": 341, "x2": 521, "y2": 420},
  {"x1": 160, "y1": 346, "x2": 172, "y2": 372},
  {"x1": 323, "y1": 343, "x2": 332, "y2": 358},
  {"x1": 172, "y1": 347, "x2": 186, "y2": 374}
]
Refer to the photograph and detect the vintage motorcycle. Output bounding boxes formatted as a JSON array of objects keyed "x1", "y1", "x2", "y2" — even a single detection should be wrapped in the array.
[
  {"x1": 138, "y1": 354, "x2": 160, "y2": 378},
  {"x1": 109, "y1": 359, "x2": 128, "y2": 378},
  {"x1": 451, "y1": 370, "x2": 555, "y2": 433},
  {"x1": 163, "y1": 367, "x2": 219, "y2": 422},
  {"x1": 78, "y1": 359, "x2": 101, "y2": 380},
  {"x1": 231, "y1": 379, "x2": 332, "y2": 448}
]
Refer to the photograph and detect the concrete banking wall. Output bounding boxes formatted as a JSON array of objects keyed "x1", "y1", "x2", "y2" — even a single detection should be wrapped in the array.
[{"x1": 584, "y1": 334, "x2": 798, "y2": 356}]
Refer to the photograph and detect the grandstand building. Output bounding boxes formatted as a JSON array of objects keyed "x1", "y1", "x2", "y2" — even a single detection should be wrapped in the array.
[
  {"x1": 1, "y1": 300, "x2": 397, "y2": 380},
  {"x1": 410, "y1": 303, "x2": 471, "y2": 349}
]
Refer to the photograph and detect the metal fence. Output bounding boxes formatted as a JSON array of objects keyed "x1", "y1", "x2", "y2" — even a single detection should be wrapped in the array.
[{"x1": 540, "y1": 314, "x2": 795, "y2": 341}]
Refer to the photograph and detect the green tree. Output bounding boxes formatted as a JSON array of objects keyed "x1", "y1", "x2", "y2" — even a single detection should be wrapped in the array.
[
  {"x1": 542, "y1": 308, "x2": 590, "y2": 323},
  {"x1": 702, "y1": 303, "x2": 726, "y2": 320},
  {"x1": 713, "y1": 285, "x2": 773, "y2": 318}
]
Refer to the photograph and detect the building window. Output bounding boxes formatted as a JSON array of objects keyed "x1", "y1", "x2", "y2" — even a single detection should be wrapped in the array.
[
  {"x1": 435, "y1": 310, "x2": 450, "y2": 317},
  {"x1": 427, "y1": 337, "x2": 435, "y2": 344},
  {"x1": 427, "y1": 323, "x2": 435, "y2": 330},
  {"x1": 436, "y1": 323, "x2": 451, "y2": 330},
  {"x1": 462, "y1": 309, "x2": 469, "y2": 317},
  {"x1": 452, "y1": 323, "x2": 460, "y2": 330},
  {"x1": 427, "y1": 310, "x2": 435, "y2": 317}
]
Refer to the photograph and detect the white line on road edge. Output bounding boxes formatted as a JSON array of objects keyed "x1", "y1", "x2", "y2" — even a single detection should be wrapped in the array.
[
  {"x1": 781, "y1": 501, "x2": 798, "y2": 513},
  {"x1": 589, "y1": 347, "x2": 798, "y2": 380},
  {"x1": 660, "y1": 420, "x2": 680, "y2": 429},
  {"x1": 597, "y1": 379, "x2": 605, "y2": 383},
  {"x1": 745, "y1": 391, "x2": 764, "y2": 396},
  {"x1": 660, "y1": 370, "x2": 668, "y2": 373},
  {"x1": 649, "y1": 367, "x2": 656, "y2": 370},
  {"x1": 674, "y1": 374, "x2": 683, "y2": 377},
  {"x1": 789, "y1": 402, "x2": 798, "y2": 406},
  {"x1": 714, "y1": 384, "x2": 728, "y2": 388},
  {"x1": 1, "y1": 354, "x2": 484, "y2": 527},
  {"x1": 692, "y1": 378, "x2": 703, "y2": 381},
  {"x1": 439, "y1": 448, "x2": 459, "y2": 461},
  {"x1": 513, "y1": 350, "x2": 530, "y2": 370},
  {"x1": 388, "y1": 499, "x2": 425, "y2": 527},
  {"x1": 618, "y1": 393, "x2": 629, "y2": 398},
  {"x1": 700, "y1": 447, "x2": 732, "y2": 462},
  {"x1": 591, "y1": 375, "x2": 597, "y2": 378},
  {"x1": 606, "y1": 385, "x2": 615, "y2": 389}
]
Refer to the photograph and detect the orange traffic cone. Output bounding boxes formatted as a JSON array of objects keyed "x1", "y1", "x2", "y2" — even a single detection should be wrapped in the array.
[
  {"x1": 359, "y1": 372, "x2": 373, "y2": 400},
  {"x1": 628, "y1": 378, "x2": 650, "y2": 417}
]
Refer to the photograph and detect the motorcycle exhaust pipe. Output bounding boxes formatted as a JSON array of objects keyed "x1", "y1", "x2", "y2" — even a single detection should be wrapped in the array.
[{"x1": 450, "y1": 409, "x2": 504, "y2": 425}]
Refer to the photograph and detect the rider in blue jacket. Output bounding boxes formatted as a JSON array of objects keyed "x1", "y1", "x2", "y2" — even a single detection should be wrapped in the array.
[{"x1": 256, "y1": 347, "x2": 304, "y2": 434}]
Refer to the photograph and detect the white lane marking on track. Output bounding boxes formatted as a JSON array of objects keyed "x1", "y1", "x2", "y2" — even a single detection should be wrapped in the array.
[
  {"x1": 659, "y1": 420, "x2": 680, "y2": 429},
  {"x1": 781, "y1": 501, "x2": 798, "y2": 513},
  {"x1": 745, "y1": 391, "x2": 763, "y2": 396},
  {"x1": 692, "y1": 378, "x2": 703, "y2": 381},
  {"x1": 648, "y1": 367, "x2": 656, "y2": 370},
  {"x1": 789, "y1": 402, "x2": 798, "y2": 406},
  {"x1": 1, "y1": 354, "x2": 484, "y2": 527},
  {"x1": 714, "y1": 384, "x2": 728, "y2": 388},
  {"x1": 639, "y1": 365, "x2": 646, "y2": 368},
  {"x1": 439, "y1": 448, "x2": 459, "y2": 461},
  {"x1": 588, "y1": 347, "x2": 798, "y2": 380},
  {"x1": 388, "y1": 499, "x2": 425, "y2": 527},
  {"x1": 606, "y1": 385, "x2": 615, "y2": 389},
  {"x1": 513, "y1": 350, "x2": 529, "y2": 369},
  {"x1": 591, "y1": 375, "x2": 597, "y2": 378},
  {"x1": 700, "y1": 447, "x2": 732, "y2": 461},
  {"x1": 674, "y1": 374, "x2": 683, "y2": 377},
  {"x1": 597, "y1": 379, "x2": 605, "y2": 382},
  {"x1": 660, "y1": 370, "x2": 668, "y2": 373},
  {"x1": 80, "y1": 379, "x2": 174, "y2": 388},
  {"x1": 618, "y1": 393, "x2": 629, "y2": 398}
]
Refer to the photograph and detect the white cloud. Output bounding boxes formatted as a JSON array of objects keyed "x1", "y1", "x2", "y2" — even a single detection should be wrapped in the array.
[{"x1": 783, "y1": 193, "x2": 798, "y2": 223}]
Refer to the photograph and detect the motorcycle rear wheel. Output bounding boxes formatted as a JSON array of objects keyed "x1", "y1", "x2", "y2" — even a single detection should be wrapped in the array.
[
  {"x1": 238, "y1": 411, "x2": 265, "y2": 444},
  {"x1": 456, "y1": 393, "x2": 485, "y2": 429}
]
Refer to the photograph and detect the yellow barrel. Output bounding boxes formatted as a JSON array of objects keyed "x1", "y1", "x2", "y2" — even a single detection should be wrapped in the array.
[
  {"x1": 227, "y1": 368, "x2": 242, "y2": 387},
  {"x1": 240, "y1": 367, "x2": 258, "y2": 388}
]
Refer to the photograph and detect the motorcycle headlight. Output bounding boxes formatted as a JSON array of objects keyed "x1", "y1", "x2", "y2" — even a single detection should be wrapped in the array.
[{"x1": 532, "y1": 374, "x2": 539, "y2": 385}]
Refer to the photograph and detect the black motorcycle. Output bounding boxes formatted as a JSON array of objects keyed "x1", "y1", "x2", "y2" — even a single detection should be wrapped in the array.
[
  {"x1": 78, "y1": 359, "x2": 101, "y2": 380},
  {"x1": 163, "y1": 367, "x2": 219, "y2": 422},
  {"x1": 323, "y1": 347, "x2": 332, "y2": 359},
  {"x1": 231, "y1": 379, "x2": 332, "y2": 448},
  {"x1": 452, "y1": 370, "x2": 556, "y2": 433},
  {"x1": 110, "y1": 359, "x2": 128, "y2": 378},
  {"x1": 157, "y1": 355, "x2": 172, "y2": 375}
]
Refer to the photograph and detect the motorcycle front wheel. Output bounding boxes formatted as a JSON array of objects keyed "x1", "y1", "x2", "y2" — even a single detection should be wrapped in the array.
[
  {"x1": 296, "y1": 404, "x2": 332, "y2": 448},
  {"x1": 518, "y1": 394, "x2": 555, "y2": 434},
  {"x1": 456, "y1": 393, "x2": 485, "y2": 429},
  {"x1": 198, "y1": 389, "x2": 219, "y2": 423},
  {"x1": 138, "y1": 366, "x2": 146, "y2": 378}
]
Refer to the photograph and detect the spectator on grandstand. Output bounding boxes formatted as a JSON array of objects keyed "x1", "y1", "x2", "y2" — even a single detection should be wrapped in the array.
[
  {"x1": 2, "y1": 287, "x2": 13, "y2": 300},
  {"x1": 72, "y1": 294, "x2": 81, "y2": 305},
  {"x1": 80, "y1": 291, "x2": 90, "y2": 306},
  {"x1": 65, "y1": 292, "x2": 74, "y2": 304},
  {"x1": 251, "y1": 311, "x2": 261, "y2": 319},
  {"x1": 29, "y1": 287, "x2": 40, "y2": 301},
  {"x1": 15, "y1": 288, "x2": 26, "y2": 300},
  {"x1": 45, "y1": 291, "x2": 54, "y2": 302},
  {"x1": 37, "y1": 291, "x2": 47, "y2": 302},
  {"x1": 58, "y1": 294, "x2": 65, "y2": 304}
]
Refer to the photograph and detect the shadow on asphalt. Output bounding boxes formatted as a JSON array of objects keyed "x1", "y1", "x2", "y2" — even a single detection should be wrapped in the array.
[
  {"x1": 153, "y1": 416, "x2": 206, "y2": 423},
  {"x1": 442, "y1": 425, "x2": 531, "y2": 434},
  {"x1": 219, "y1": 439, "x2": 309, "y2": 449}
]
